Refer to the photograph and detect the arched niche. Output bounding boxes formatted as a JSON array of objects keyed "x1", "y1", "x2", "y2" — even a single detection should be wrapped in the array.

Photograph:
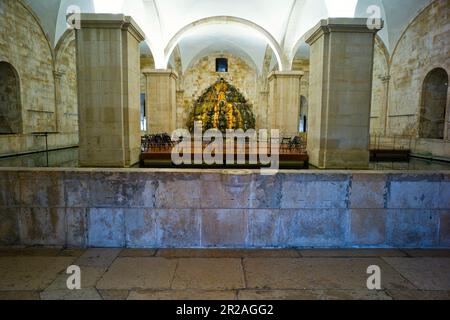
[
  {"x1": 0, "y1": 62, "x2": 22, "y2": 134},
  {"x1": 419, "y1": 68, "x2": 449, "y2": 140}
]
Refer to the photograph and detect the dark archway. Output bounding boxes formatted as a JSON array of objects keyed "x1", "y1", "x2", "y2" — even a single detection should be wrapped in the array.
[
  {"x1": 0, "y1": 62, "x2": 22, "y2": 134},
  {"x1": 299, "y1": 95, "x2": 308, "y2": 133},
  {"x1": 419, "y1": 68, "x2": 448, "y2": 139}
]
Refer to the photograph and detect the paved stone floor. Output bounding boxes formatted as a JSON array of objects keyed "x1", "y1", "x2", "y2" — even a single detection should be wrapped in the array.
[{"x1": 0, "y1": 247, "x2": 449, "y2": 300}]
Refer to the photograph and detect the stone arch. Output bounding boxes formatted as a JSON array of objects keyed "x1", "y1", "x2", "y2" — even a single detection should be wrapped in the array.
[
  {"x1": 419, "y1": 68, "x2": 449, "y2": 139},
  {"x1": 164, "y1": 16, "x2": 286, "y2": 71},
  {"x1": 0, "y1": 61, "x2": 22, "y2": 134}
]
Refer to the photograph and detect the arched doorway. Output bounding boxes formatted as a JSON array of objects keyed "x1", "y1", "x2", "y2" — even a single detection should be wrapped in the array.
[
  {"x1": 419, "y1": 68, "x2": 448, "y2": 139},
  {"x1": 299, "y1": 95, "x2": 308, "y2": 133},
  {"x1": 0, "y1": 62, "x2": 22, "y2": 134}
]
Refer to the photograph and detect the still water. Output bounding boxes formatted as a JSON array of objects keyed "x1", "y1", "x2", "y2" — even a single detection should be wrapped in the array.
[{"x1": 0, "y1": 147, "x2": 449, "y2": 170}]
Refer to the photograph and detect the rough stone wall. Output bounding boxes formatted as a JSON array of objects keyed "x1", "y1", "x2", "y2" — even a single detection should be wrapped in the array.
[
  {"x1": 1, "y1": 169, "x2": 449, "y2": 248},
  {"x1": 0, "y1": 0, "x2": 56, "y2": 134},
  {"x1": 179, "y1": 53, "x2": 259, "y2": 129},
  {"x1": 55, "y1": 31, "x2": 78, "y2": 134},
  {"x1": 387, "y1": 0, "x2": 450, "y2": 138}
]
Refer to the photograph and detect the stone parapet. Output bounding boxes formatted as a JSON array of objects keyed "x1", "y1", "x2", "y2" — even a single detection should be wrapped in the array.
[{"x1": 0, "y1": 169, "x2": 449, "y2": 248}]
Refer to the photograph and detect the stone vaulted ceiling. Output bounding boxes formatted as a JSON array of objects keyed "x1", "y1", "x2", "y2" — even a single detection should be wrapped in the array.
[{"x1": 24, "y1": 0, "x2": 433, "y2": 71}]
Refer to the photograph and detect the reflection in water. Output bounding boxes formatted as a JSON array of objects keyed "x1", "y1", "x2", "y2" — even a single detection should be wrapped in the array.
[
  {"x1": 0, "y1": 147, "x2": 449, "y2": 170},
  {"x1": 0, "y1": 148, "x2": 79, "y2": 168}
]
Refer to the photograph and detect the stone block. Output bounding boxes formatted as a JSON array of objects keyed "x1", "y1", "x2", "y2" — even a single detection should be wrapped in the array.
[
  {"x1": 388, "y1": 181, "x2": 440, "y2": 209},
  {"x1": 19, "y1": 176, "x2": 65, "y2": 207},
  {"x1": 349, "y1": 209, "x2": 387, "y2": 246},
  {"x1": 96, "y1": 257, "x2": 177, "y2": 290},
  {"x1": 155, "y1": 176, "x2": 201, "y2": 209},
  {"x1": 280, "y1": 179, "x2": 349, "y2": 209},
  {"x1": 386, "y1": 210, "x2": 439, "y2": 247},
  {"x1": 64, "y1": 179, "x2": 89, "y2": 207},
  {"x1": 349, "y1": 174, "x2": 386, "y2": 209},
  {"x1": 66, "y1": 208, "x2": 87, "y2": 247},
  {"x1": 439, "y1": 212, "x2": 450, "y2": 247},
  {"x1": 156, "y1": 209, "x2": 200, "y2": 248},
  {"x1": 247, "y1": 210, "x2": 281, "y2": 247},
  {"x1": 124, "y1": 209, "x2": 156, "y2": 248},
  {"x1": 0, "y1": 178, "x2": 20, "y2": 207},
  {"x1": 201, "y1": 210, "x2": 248, "y2": 247},
  {"x1": 0, "y1": 208, "x2": 20, "y2": 245},
  {"x1": 201, "y1": 175, "x2": 253, "y2": 209},
  {"x1": 439, "y1": 182, "x2": 450, "y2": 209},
  {"x1": 251, "y1": 175, "x2": 282, "y2": 209},
  {"x1": 88, "y1": 208, "x2": 125, "y2": 247},
  {"x1": 171, "y1": 258, "x2": 245, "y2": 290},
  {"x1": 19, "y1": 208, "x2": 66, "y2": 246},
  {"x1": 279, "y1": 209, "x2": 348, "y2": 247}
]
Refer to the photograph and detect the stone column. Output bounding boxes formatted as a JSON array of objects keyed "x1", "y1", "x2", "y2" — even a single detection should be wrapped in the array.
[
  {"x1": 53, "y1": 69, "x2": 65, "y2": 133},
  {"x1": 305, "y1": 18, "x2": 382, "y2": 169},
  {"x1": 75, "y1": 14, "x2": 145, "y2": 167},
  {"x1": 143, "y1": 69, "x2": 178, "y2": 134},
  {"x1": 267, "y1": 71, "x2": 303, "y2": 137}
]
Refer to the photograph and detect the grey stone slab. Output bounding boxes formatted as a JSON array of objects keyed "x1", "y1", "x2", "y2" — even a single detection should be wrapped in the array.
[
  {"x1": 124, "y1": 209, "x2": 156, "y2": 248},
  {"x1": 19, "y1": 208, "x2": 66, "y2": 246},
  {"x1": 87, "y1": 209, "x2": 125, "y2": 247},
  {"x1": 247, "y1": 210, "x2": 281, "y2": 247},
  {"x1": 278, "y1": 209, "x2": 348, "y2": 247},
  {"x1": 280, "y1": 180, "x2": 349, "y2": 209},
  {"x1": 0, "y1": 291, "x2": 41, "y2": 300},
  {"x1": 299, "y1": 249, "x2": 407, "y2": 258},
  {"x1": 172, "y1": 258, "x2": 245, "y2": 290},
  {"x1": 238, "y1": 289, "x2": 392, "y2": 300},
  {"x1": 98, "y1": 290, "x2": 130, "y2": 300},
  {"x1": 0, "y1": 257, "x2": 75, "y2": 290},
  {"x1": 349, "y1": 174, "x2": 387, "y2": 209},
  {"x1": 243, "y1": 258, "x2": 415, "y2": 290},
  {"x1": 66, "y1": 208, "x2": 87, "y2": 247},
  {"x1": 383, "y1": 258, "x2": 450, "y2": 291},
  {"x1": 119, "y1": 249, "x2": 157, "y2": 257},
  {"x1": 386, "y1": 210, "x2": 439, "y2": 247},
  {"x1": 157, "y1": 249, "x2": 300, "y2": 259},
  {"x1": 96, "y1": 258, "x2": 177, "y2": 290},
  {"x1": 40, "y1": 288, "x2": 102, "y2": 300},
  {"x1": 387, "y1": 290, "x2": 450, "y2": 300},
  {"x1": 128, "y1": 290, "x2": 237, "y2": 300},
  {"x1": 0, "y1": 208, "x2": 19, "y2": 245},
  {"x1": 45, "y1": 266, "x2": 106, "y2": 290},
  {"x1": 156, "y1": 209, "x2": 201, "y2": 247},
  {"x1": 74, "y1": 248, "x2": 121, "y2": 268},
  {"x1": 349, "y1": 209, "x2": 387, "y2": 246},
  {"x1": 403, "y1": 249, "x2": 450, "y2": 257},
  {"x1": 201, "y1": 210, "x2": 248, "y2": 247},
  {"x1": 388, "y1": 181, "x2": 440, "y2": 209}
]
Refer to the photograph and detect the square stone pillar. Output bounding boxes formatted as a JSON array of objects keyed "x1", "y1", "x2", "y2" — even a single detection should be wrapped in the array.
[
  {"x1": 143, "y1": 69, "x2": 178, "y2": 134},
  {"x1": 306, "y1": 18, "x2": 382, "y2": 169},
  {"x1": 75, "y1": 14, "x2": 145, "y2": 167},
  {"x1": 267, "y1": 71, "x2": 303, "y2": 137}
]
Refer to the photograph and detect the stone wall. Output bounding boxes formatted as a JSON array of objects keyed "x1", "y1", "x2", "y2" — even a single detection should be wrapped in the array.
[
  {"x1": 370, "y1": 37, "x2": 390, "y2": 136},
  {"x1": 0, "y1": 0, "x2": 55, "y2": 134},
  {"x1": 0, "y1": 0, "x2": 79, "y2": 157},
  {"x1": 1, "y1": 169, "x2": 448, "y2": 248},
  {"x1": 54, "y1": 30, "x2": 78, "y2": 135},
  {"x1": 387, "y1": 0, "x2": 449, "y2": 138}
]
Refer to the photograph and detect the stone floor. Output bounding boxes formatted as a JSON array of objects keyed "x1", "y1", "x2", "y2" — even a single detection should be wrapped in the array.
[{"x1": 0, "y1": 247, "x2": 449, "y2": 300}]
